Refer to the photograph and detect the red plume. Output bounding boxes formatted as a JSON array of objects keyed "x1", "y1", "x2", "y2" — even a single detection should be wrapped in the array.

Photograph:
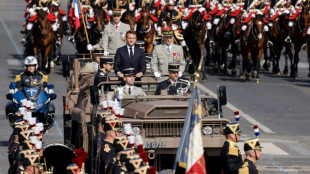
[
  {"x1": 137, "y1": 144, "x2": 144, "y2": 153},
  {"x1": 139, "y1": 151, "x2": 149, "y2": 164},
  {"x1": 148, "y1": 166, "x2": 157, "y2": 174},
  {"x1": 253, "y1": 125, "x2": 258, "y2": 129},
  {"x1": 72, "y1": 149, "x2": 87, "y2": 169},
  {"x1": 234, "y1": 111, "x2": 239, "y2": 115}
]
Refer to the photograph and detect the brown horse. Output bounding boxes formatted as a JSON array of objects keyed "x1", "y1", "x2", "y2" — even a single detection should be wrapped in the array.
[
  {"x1": 184, "y1": 10, "x2": 207, "y2": 80},
  {"x1": 32, "y1": 9, "x2": 55, "y2": 74},
  {"x1": 89, "y1": 5, "x2": 107, "y2": 45},
  {"x1": 121, "y1": 10, "x2": 136, "y2": 31},
  {"x1": 136, "y1": 4, "x2": 155, "y2": 53},
  {"x1": 240, "y1": 14, "x2": 265, "y2": 83},
  {"x1": 291, "y1": 3, "x2": 310, "y2": 79}
]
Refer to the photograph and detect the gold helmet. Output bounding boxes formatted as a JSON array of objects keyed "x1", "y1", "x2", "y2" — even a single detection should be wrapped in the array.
[{"x1": 244, "y1": 138, "x2": 262, "y2": 152}]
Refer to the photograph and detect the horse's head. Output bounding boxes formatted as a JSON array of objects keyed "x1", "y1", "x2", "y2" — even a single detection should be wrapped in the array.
[
  {"x1": 121, "y1": 11, "x2": 136, "y2": 31},
  {"x1": 299, "y1": 3, "x2": 310, "y2": 34},
  {"x1": 93, "y1": 6, "x2": 106, "y2": 33},
  {"x1": 253, "y1": 14, "x2": 264, "y2": 40},
  {"x1": 139, "y1": 5, "x2": 151, "y2": 32},
  {"x1": 36, "y1": 10, "x2": 51, "y2": 38},
  {"x1": 189, "y1": 10, "x2": 204, "y2": 30}
]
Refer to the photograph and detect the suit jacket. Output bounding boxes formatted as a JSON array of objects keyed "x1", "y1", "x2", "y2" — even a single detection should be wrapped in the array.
[
  {"x1": 102, "y1": 22, "x2": 130, "y2": 54},
  {"x1": 114, "y1": 45, "x2": 146, "y2": 75},
  {"x1": 151, "y1": 44, "x2": 185, "y2": 76}
]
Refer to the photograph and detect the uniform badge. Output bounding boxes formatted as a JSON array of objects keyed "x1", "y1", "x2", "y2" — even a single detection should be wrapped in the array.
[
  {"x1": 104, "y1": 144, "x2": 111, "y2": 153},
  {"x1": 173, "y1": 53, "x2": 180, "y2": 63},
  {"x1": 120, "y1": 32, "x2": 126, "y2": 41}
]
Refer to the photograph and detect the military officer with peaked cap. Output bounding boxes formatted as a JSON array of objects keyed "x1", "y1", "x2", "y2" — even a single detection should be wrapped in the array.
[
  {"x1": 94, "y1": 57, "x2": 114, "y2": 92},
  {"x1": 102, "y1": 8, "x2": 131, "y2": 55},
  {"x1": 151, "y1": 27, "x2": 185, "y2": 80},
  {"x1": 239, "y1": 138, "x2": 262, "y2": 174},
  {"x1": 155, "y1": 63, "x2": 190, "y2": 95},
  {"x1": 86, "y1": 48, "x2": 104, "y2": 71},
  {"x1": 220, "y1": 122, "x2": 244, "y2": 174},
  {"x1": 117, "y1": 68, "x2": 147, "y2": 97}
]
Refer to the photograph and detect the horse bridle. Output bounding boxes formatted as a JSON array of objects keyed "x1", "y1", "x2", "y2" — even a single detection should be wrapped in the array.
[{"x1": 251, "y1": 16, "x2": 263, "y2": 41}]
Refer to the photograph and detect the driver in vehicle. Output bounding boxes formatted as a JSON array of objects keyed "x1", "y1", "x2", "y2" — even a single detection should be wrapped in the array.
[
  {"x1": 155, "y1": 63, "x2": 191, "y2": 95},
  {"x1": 15, "y1": 56, "x2": 48, "y2": 89}
]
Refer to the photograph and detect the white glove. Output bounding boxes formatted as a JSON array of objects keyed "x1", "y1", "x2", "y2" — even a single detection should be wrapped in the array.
[
  {"x1": 87, "y1": 44, "x2": 93, "y2": 51},
  {"x1": 29, "y1": 8, "x2": 36, "y2": 17},
  {"x1": 178, "y1": 71, "x2": 182, "y2": 77},
  {"x1": 104, "y1": 51, "x2": 109, "y2": 56},
  {"x1": 172, "y1": 24, "x2": 178, "y2": 30},
  {"x1": 108, "y1": 10, "x2": 113, "y2": 16},
  {"x1": 198, "y1": 7, "x2": 205, "y2": 12},
  {"x1": 154, "y1": 72, "x2": 161, "y2": 78}
]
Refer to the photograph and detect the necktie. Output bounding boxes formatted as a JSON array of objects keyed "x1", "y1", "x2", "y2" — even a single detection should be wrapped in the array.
[
  {"x1": 128, "y1": 87, "x2": 131, "y2": 95},
  {"x1": 129, "y1": 47, "x2": 134, "y2": 61},
  {"x1": 167, "y1": 47, "x2": 170, "y2": 55},
  {"x1": 116, "y1": 25, "x2": 118, "y2": 29}
]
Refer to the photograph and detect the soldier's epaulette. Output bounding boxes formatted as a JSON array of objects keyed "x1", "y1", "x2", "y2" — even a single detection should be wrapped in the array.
[
  {"x1": 238, "y1": 161, "x2": 249, "y2": 174},
  {"x1": 15, "y1": 72, "x2": 24, "y2": 82},
  {"x1": 172, "y1": 11, "x2": 183, "y2": 21},
  {"x1": 228, "y1": 145, "x2": 239, "y2": 156},
  {"x1": 39, "y1": 72, "x2": 48, "y2": 82}
]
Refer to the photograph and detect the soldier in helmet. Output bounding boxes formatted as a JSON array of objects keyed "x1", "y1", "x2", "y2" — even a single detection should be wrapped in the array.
[
  {"x1": 15, "y1": 56, "x2": 48, "y2": 89},
  {"x1": 239, "y1": 138, "x2": 262, "y2": 174},
  {"x1": 220, "y1": 122, "x2": 244, "y2": 174},
  {"x1": 155, "y1": 63, "x2": 190, "y2": 95}
]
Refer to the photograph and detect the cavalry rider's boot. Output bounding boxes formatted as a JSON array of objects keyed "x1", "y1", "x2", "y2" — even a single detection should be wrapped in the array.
[
  {"x1": 21, "y1": 30, "x2": 30, "y2": 46},
  {"x1": 54, "y1": 32, "x2": 61, "y2": 47},
  {"x1": 64, "y1": 22, "x2": 71, "y2": 35}
]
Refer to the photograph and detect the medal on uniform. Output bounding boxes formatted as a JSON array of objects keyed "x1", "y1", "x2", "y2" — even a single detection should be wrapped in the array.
[{"x1": 104, "y1": 144, "x2": 111, "y2": 153}]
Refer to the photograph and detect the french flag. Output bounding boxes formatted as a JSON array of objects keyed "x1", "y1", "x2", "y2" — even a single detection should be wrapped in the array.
[
  {"x1": 253, "y1": 125, "x2": 259, "y2": 137},
  {"x1": 69, "y1": 0, "x2": 81, "y2": 29}
]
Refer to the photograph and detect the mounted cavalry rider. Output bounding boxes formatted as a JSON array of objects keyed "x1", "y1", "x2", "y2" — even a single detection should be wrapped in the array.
[
  {"x1": 155, "y1": 63, "x2": 190, "y2": 95},
  {"x1": 15, "y1": 56, "x2": 48, "y2": 89}
]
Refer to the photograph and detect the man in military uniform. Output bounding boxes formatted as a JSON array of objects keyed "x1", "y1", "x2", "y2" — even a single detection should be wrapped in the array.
[
  {"x1": 94, "y1": 57, "x2": 114, "y2": 92},
  {"x1": 22, "y1": 154, "x2": 40, "y2": 174},
  {"x1": 239, "y1": 138, "x2": 262, "y2": 174},
  {"x1": 15, "y1": 56, "x2": 48, "y2": 89},
  {"x1": 151, "y1": 27, "x2": 185, "y2": 80},
  {"x1": 155, "y1": 63, "x2": 190, "y2": 95},
  {"x1": 86, "y1": 48, "x2": 104, "y2": 71},
  {"x1": 220, "y1": 122, "x2": 243, "y2": 174},
  {"x1": 118, "y1": 68, "x2": 147, "y2": 97},
  {"x1": 102, "y1": 8, "x2": 131, "y2": 55}
]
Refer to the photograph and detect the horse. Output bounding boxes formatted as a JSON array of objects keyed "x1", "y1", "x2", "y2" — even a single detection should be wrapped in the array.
[
  {"x1": 240, "y1": 14, "x2": 265, "y2": 83},
  {"x1": 89, "y1": 5, "x2": 107, "y2": 46},
  {"x1": 136, "y1": 4, "x2": 155, "y2": 53},
  {"x1": 291, "y1": 3, "x2": 310, "y2": 79},
  {"x1": 183, "y1": 10, "x2": 207, "y2": 81},
  {"x1": 269, "y1": 12, "x2": 293, "y2": 76},
  {"x1": 32, "y1": 9, "x2": 55, "y2": 74},
  {"x1": 121, "y1": 9, "x2": 136, "y2": 31}
]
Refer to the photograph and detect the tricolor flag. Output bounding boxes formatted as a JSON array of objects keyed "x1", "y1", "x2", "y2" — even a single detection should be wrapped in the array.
[
  {"x1": 173, "y1": 87, "x2": 207, "y2": 174},
  {"x1": 69, "y1": 0, "x2": 81, "y2": 29}
]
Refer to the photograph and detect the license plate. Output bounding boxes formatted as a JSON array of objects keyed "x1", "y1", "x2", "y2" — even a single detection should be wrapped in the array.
[{"x1": 144, "y1": 142, "x2": 166, "y2": 149}]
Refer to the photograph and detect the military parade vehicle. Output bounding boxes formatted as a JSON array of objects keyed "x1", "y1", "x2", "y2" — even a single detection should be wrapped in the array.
[{"x1": 62, "y1": 56, "x2": 229, "y2": 173}]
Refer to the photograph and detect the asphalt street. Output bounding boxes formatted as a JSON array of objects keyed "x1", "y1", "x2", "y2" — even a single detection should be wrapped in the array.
[{"x1": 0, "y1": 0, "x2": 310, "y2": 173}]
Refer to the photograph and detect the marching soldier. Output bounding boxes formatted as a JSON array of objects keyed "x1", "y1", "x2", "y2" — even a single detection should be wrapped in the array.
[
  {"x1": 94, "y1": 57, "x2": 114, "y2": 92},
  {"x1": 102, "y1": 8, "x2": 131, "y2": 55},
  {"x1": 155, "y1": 63, "x2": 190, "y2": 95},
  {"x1": 151, "y1": 27, "x2": 185, "y2": 80},
  {"x1": 239, "y1": 138, "x2": 262, "y2": 174},
  {"x1": 221, "y1": 122, "x2": 244, "y2": 174},
  {"x1": 117, "y1": 68, "x2": 147, "y2": 97}
]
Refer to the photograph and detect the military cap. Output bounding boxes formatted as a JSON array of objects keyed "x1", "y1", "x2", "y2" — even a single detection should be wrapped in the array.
[
  {"x1": 22, "y1": 139, "x2": 33, "y2": 150},
  {"x1": 104, "y1": 119, "x2": 119, "y2": 131},
  {"x1": 125, "y1": 157, "x2": 142, "y2": 172},
  {"x1": 168, "y1": 63, "x2": 180, "y2": 71},
  {"x1": 135, "y1": 165, "x2": 150, "y2": 174},
  {"x1": 66, "y1": 163, "x2": 83, "y2": 174},
  {"x1": 19, "y1": 129, "x2": 34, "y2": 143},
  {"x1": 23, "y1": 154, "x2": 40, "y2": 167},
  {"x1": 112, "y1": 8, "x2": 122, "y2": 16},
  {"x1": 123, "y1": 68, "x2": 135, "y2": 76},
  {"x1": 224, "y1": 122, "x2": 241, "y2": 135},
  {"x1": 101, "y1": 114, "x2": 117, "y2": 125},
  {"x1": 135, "y1": 41, "x2": 145, "y2": 49},
  {"x1": 115, "y1": 139, "x2": 130, "y2": 154},
  {"x1": 162, "y1": 27, "x2": 174, "y2": 37},
  {"x1": 20, "y1": 149, "x2": 36, "y2": 161},
  {"x1": 14, "y1": 119, "x2": 24, "y2": 126},
  {"x1": 244, "y1": 138, "x2": 262, "y2": 152},
  {"x1": 166, "y1": 0, "x2": 175, "y2": 6},
  {"x1": 115, "y1": 135, "x2": 128, "y2": 141},
  {"x1": 93, "y1": 48, "x2": 104, "y2": 54},
  {"x1": 126, "y1": 152, "x2": 139, "y2": 159},
  {"x1": 100, "y1": 56, "x2": 114, "y2": 65}
]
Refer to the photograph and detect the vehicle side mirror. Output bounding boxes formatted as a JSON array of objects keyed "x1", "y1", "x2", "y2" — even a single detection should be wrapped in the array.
[
  {"x1": 6, "y1": 94, "x2": 13, "y2": 100},
  {"x1": 90, "y1": 85, "x2": 99, "y2": 105},
  {"x1": 218, "y1": 86, "x2": 227, "y2": 106},
  {"x1": 50, "y1": 93, "x2": 57, "y2": 100},
  {"x1": 62, "y1": 61, "x2": 70, "y2": 77},
  {"x1": 48, "y1": 84, "x2": 54, "y2": 89}
]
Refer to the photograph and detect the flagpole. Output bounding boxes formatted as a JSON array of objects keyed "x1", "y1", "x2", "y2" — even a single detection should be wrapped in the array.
[{"x1": 77, "y1": 0, "x2": 93, "y2": 61}]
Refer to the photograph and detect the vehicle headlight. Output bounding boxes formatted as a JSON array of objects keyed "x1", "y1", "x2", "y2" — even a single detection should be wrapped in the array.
[
  {"x1": 202, "y1": 126, "x2": 212, "y2": 135},
  {"x1": 213, "y1": 126, "x2": 221, "y2": 134},
  {"x1": 132, "y1": 127, "x2": 141, "y2": 135}
]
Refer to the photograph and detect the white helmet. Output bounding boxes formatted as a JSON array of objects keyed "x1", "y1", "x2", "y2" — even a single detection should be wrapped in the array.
[{"x1": 24, "y1": 56, "x2": 38, "y2": 70}]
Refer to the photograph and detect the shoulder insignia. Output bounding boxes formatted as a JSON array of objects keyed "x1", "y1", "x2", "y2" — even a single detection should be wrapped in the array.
[
  {"x1": 239, "y1": 161, "x2": 249, "y2": 174},
  {"x1": 15, "y1": 75, "x2": 21, "y2": 82},
  {"x1": 99, "y1": 72, "x2": 105, "y2": 76},
  {"x1": 228, "y1": 145, "x2": 239, "y2": 156},
  {"x1": 104, "y1": 144, "x2": 111, "y2": 153},
  {"x1": 42, "y1": 75, "x2": 48, "y2": 82}
]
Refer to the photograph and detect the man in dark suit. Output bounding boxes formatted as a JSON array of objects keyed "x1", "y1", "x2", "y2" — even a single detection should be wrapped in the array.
[
  {"x1": 155, "y1": 63, "x2": 191, "y2": 95},
  {"x1": 114, "y1": 30, "x2": 146, "y2": 81}
]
